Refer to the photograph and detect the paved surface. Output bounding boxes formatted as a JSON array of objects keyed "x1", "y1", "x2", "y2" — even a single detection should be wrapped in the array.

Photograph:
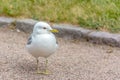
[{"x1": 0, "y1": 27, "x2": 120, "y2": 80}]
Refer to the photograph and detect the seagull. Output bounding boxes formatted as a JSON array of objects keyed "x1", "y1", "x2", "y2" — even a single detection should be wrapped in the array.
[{"x1": 26, "y1": 21, "x2": 58, "y2": 74}]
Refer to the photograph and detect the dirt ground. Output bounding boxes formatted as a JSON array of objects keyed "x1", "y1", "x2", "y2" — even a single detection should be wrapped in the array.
[{"x1": 0, "y1": 27, "x2": 120, "y2": 80}]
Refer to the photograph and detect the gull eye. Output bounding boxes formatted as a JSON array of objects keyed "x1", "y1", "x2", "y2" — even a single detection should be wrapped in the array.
[{"x1": 43, "y1": 27, "x2": 47, "y2": 29}]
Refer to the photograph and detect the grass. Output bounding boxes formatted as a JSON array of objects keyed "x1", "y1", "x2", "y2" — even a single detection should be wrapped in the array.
[{"x1": 0, "y1": 0, "x2": 120, "y2": 32}]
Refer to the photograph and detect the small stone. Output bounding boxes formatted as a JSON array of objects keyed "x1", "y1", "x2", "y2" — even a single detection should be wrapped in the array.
[
  {"x1": 106, "y1": 48, "x2": 113, "y2": 53},
  {"x1": 16, "y1": 29, "x2": 20, "y2": 32}
]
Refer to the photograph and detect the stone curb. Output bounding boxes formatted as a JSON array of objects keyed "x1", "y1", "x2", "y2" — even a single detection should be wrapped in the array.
[
  {"x1": 0, "y1": 17, "x2": 15, "y2": 27},
  {"x1": 0, "y1": 17, "x2": 120, "y2": 47}
]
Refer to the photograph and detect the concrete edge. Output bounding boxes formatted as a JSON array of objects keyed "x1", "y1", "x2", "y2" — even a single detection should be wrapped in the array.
[{"x1": 0, "y1": 17, "x2": 120, "y2": 47}]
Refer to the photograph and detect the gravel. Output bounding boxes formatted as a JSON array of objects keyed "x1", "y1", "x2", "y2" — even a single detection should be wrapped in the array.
[{"x1": 0, "y1": 27, "x2": 120, "y2": 80}]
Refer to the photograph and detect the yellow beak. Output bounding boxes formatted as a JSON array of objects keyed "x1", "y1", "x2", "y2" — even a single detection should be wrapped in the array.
[{"x1": 50, "y1": 29, "x2": 59, "y2": 33}]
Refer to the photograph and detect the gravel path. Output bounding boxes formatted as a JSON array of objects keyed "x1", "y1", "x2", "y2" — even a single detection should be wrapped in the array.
[{"x1": 0, "y1": 27, "x2": 120, "y2": 80}]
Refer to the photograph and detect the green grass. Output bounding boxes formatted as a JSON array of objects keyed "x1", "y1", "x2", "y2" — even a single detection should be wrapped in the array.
[{"x1": 0, "y1": 0, "x2": 120, "y2": 32}]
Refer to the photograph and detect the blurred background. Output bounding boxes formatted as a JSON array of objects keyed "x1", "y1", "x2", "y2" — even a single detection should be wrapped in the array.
[{"x1": 0, "y1": 0, "x2": 120, "y2": 32}]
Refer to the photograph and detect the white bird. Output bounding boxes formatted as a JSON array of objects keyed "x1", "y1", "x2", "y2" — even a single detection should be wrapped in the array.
[{"x1": 26, "y1": 21, "x2": 58, "y2": 74}]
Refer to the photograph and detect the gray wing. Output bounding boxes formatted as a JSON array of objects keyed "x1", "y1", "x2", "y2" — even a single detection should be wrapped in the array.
[{"x1": 27, "y1": 35, "x2": 32, "y2": 45}]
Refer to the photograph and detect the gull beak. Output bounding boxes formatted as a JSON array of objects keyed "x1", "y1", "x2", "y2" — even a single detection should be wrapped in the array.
[{"x1": 50, "y1": 29, "x2": 59, "y2": 33}]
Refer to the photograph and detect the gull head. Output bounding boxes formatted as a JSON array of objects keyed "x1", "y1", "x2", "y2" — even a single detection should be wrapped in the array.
[{"x1": 33, "y1": 21, "x2": 58, "y2": 34}]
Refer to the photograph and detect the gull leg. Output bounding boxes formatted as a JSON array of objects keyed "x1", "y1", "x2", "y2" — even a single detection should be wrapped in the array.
[
  {"x1": 36, "y1": 58, "x2": 41, "y2": 74},
  {"x1": 36, "y1": 58, "x2": 50, "y2": 74},
  {"x1": 44, "y1": 58, "x2": 50, "y2": 74}
]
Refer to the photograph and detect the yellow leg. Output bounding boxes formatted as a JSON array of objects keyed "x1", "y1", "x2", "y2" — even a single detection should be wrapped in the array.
[
  {"x1": 36, "y1": 58, "x2": 50, "y2": 74},
  {"x1": 44, "y1": 58, "x2": 50, "y2": 74},
  {"x1": 36, "y1": 58, "x2": 41, "y2": 74}
]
